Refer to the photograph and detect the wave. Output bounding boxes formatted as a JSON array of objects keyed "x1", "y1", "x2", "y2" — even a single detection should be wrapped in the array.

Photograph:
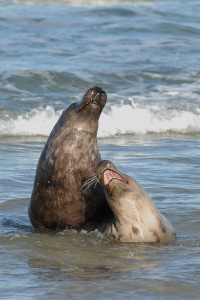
[
  {"x1": 0, "y1": 106, "x2": 61, "y2": 137},
  {"x1": 1, "y1": 102, "x2": 200, "y2": 138},
  {"x1": 99, "y1": 103, "x2": 200, "y2": 137}
]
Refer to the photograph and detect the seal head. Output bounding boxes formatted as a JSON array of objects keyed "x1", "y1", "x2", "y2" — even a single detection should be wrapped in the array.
[{"x1": 96, "y1": 160, "x2": 176, "y2": 243}]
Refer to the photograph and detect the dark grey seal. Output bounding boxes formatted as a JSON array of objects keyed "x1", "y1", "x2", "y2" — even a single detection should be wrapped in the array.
[{"x1": 29, "y1": 87, "x2": 112, "y2": 229}]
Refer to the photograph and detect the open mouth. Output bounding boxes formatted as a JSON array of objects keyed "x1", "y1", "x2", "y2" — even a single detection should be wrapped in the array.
[{"x1": 103, "y1": 169, "x2": 127, "y2": 190}]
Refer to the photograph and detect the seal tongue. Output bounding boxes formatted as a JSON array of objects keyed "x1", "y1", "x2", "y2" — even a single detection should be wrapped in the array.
[{"x1": 103, "y1": 169, "x2": 126, "y2": 188}]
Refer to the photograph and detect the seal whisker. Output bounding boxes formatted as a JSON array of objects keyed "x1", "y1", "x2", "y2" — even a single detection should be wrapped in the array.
[
  {"x1": 81, "y1": 175, "x2": 98, "y2": 192},
  {"x1": 81, "y1": 175, "x2": 98, "y2": 190}
]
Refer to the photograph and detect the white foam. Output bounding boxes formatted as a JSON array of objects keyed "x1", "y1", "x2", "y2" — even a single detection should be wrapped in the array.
[
  {"x1": 98, "y1": 103, "x2": 200, "y2": 137},
  {"x1": 0, "y1": 106, "x2": 62, "y2": 137},
  {"x1": 1, "y1": 102, "x2": 200, "y2": 137}
]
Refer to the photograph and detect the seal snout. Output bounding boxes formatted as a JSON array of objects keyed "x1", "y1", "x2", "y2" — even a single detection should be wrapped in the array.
[
  {"x1": 78, "y1": 86, "x2": 107, "y2": 112},
  {"x1": 89, "y1": 86, "x2": 107, "y2": 105}
]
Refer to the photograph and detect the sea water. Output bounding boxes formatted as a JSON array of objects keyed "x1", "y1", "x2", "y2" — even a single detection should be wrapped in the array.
[{"x1": 0, "y1": 0, "x2": 200, "y2": 299}]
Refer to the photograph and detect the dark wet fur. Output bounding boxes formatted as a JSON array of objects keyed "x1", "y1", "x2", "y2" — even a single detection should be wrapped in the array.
[{"x1": 80, "y1": 175, "x2": 113, "y2": 232}]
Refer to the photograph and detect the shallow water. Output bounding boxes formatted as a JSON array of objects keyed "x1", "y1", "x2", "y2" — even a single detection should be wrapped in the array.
[
  {"x1": 1, "y1": 136, "x2": 200, "y2": 299},
  {"x1": 0, "y1": 0, "x2": 200, "y2": 299}
]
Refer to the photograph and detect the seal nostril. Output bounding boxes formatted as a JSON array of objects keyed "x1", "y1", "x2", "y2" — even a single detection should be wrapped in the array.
[
  {"x1": 94, "y1": 92, "x2": 101, "y2": 101},
  {"x1": 78, "y1": 86, "x2": 106, "y2": 112}
]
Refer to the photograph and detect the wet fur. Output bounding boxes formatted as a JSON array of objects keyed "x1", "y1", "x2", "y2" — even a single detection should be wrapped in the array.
[{"x1": 29, "y1": 87, "x2": 112, "y2": 229}]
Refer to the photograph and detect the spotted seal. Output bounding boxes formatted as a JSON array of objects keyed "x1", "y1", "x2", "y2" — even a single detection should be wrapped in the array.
[{"x1": 96, "y1": 160, "x2": 176, "y2": 243}]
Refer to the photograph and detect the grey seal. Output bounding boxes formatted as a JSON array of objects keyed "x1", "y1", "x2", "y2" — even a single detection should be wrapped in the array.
[
  {"x1": 96, "y1": 160, "x2": 176, "y2": 243},
  {"x1": 29, "y1": 87, "x2": 112, "y2": 229}
]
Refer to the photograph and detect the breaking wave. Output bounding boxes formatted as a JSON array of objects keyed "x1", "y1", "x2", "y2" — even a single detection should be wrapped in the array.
[{"x1": 1, "y1": 101, "x2": 200, "y2": 137}]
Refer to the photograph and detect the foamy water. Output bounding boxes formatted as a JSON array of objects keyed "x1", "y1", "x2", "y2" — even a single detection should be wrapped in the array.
[{"x1": 1, "y1": 100, "x2": 200, "y2": 137}]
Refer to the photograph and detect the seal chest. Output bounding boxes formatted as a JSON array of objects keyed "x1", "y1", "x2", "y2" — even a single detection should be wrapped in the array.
[
  {"x1": 96, "y1": 160, "x2": 176, "y2": 244},
  {"x1": 29, "y1": 87, "x2": 110, "y2": 229}
]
